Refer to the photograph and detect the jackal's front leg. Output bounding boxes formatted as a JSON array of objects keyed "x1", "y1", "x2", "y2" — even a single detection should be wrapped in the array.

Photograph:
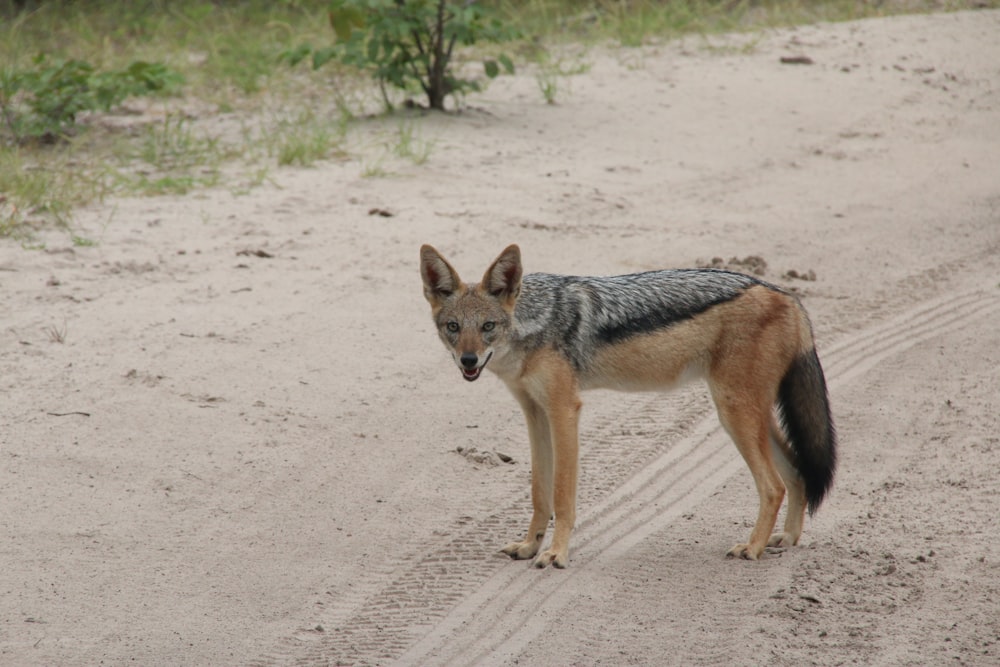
[
  {"x1": 501, "y1": 392, "x2": 552, "y2": 562},
  {"x1": 530, "y1": 364, "x2": 581, "y2": 569},
  {"x1": 532, "y1": 402, "x2": 579, "y2": 569}
]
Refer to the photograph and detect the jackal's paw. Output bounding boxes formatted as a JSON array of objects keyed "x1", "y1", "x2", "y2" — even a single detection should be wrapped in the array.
[
  {"x1": 726, "y1": 543, "x2": 763, "y2": 560},
  {"x1": 767, "y1": 532, "x2": 799, "y2": 548},
  {"x1": 500, "y1": 540, "x2": 540, "y2": 561},
  {"x1": 532, "y1": 547, "x2": 569, "y2": 569}
]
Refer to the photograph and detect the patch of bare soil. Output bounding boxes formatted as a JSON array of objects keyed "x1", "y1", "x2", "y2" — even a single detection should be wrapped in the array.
[{"x1": 1, "y1": 9, "x2": 998, "y2": 666}]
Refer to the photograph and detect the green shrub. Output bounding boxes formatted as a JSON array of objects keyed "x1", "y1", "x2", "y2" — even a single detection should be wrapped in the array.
[
  {"x1": 0, "y1": 55, "x2": 182, "y2": 142},
  {"x1": 283, "y1": 0, "x2": 518, "y2": 111}
]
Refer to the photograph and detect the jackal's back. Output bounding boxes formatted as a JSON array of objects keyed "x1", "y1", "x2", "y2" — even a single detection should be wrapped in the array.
[{"x1": 512, "y1": 268, "x2": 774, "y2": 368}]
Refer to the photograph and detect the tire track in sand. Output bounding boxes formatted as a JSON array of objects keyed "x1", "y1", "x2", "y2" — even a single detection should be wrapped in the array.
[
  {"x1": 397, "y1": 286, "x2": 1000, "y2": 665},
  {"x1": 257, "y1": 286, "x2": 1000, "y2": 666}
]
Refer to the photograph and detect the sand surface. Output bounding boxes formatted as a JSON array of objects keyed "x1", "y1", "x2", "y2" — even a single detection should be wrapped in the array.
[{"x1": 2, "y1": 9, "x2": 999, "y2": 666}]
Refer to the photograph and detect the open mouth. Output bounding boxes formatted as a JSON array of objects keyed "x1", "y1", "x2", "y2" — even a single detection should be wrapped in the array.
[{"x1": 460, "y1": 352, "x2": 492, "y2": 382}]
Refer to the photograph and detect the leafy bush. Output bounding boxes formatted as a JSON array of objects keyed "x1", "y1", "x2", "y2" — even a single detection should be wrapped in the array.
[
  {"x1": 283, "y1": 0, "x2": 518, "y2": 111},
  {"x1": 0, "y1": 55, "x2": 182, "y2": 143}
]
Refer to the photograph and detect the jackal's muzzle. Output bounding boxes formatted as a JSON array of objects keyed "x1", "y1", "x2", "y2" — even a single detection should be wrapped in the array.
[{"x1": 459, "y1": 351, "x2": 492, "y2": 382}]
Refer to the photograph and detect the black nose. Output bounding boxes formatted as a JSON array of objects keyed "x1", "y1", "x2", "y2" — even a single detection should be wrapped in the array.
[{"x1": 460, "y1": 353, "x2": 479, "y2": 369}]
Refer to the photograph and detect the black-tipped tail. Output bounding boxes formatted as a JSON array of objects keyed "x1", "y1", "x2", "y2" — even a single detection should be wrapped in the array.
[{"x1": 777, "y1": 348, "x2": 837, "y2": 514}]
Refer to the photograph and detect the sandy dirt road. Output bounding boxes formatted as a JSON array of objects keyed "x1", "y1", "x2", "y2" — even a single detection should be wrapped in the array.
[{"x1": 2, "y1": 9, "x2": 999, "y2": 666}]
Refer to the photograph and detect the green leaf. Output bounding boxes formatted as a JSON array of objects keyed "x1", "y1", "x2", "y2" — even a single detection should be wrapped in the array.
[
  {"x1": 367, "y1": 35, "x2": 381, "y2": 62},
  {"x1": 498, "y1": 53, "x2": 515, "y2": 74},
  {"x1": 329, "y1": 4, "x2": 366, "y2": 43},
  {"x1": 312, "y1": 47, "x2": 339, "y2": 70},
  {"x1": 483, "y1": 59, "x2": 499, "y2": 79},
  {"x1": 280, "y1": 43, "x2": 313, "y2": 67}
]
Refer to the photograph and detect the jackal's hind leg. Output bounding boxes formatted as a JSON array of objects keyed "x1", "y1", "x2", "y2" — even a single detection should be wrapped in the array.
[
  {"x1": 766, "y1": 415, "x2": 806, "y2": 549},
  {"x1": 712, "y1": 389, "x2": 784, "y2": 561}
]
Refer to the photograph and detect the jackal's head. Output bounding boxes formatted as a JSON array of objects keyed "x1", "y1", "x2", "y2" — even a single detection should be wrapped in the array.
[{"x1": 420, "y1": 244, "x2": 522, "y2": 382}]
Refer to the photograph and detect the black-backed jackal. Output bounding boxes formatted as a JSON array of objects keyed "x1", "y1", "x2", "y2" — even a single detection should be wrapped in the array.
[{"x1": 421, "y1": 244, "x2": 836, "y2": 568}]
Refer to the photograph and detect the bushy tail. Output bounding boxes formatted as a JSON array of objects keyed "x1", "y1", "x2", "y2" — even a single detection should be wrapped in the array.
[{"x1": 777, "y1": 348, "x2": 837, "y2": 514}]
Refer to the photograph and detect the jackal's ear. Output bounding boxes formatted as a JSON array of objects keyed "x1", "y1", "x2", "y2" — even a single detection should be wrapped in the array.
[
  {"x1": 420, "y1": 244, "x2": 462, "y2": 305},
  {"x1": 482, "y1": 244, "x2": 522, "y2": 304}
]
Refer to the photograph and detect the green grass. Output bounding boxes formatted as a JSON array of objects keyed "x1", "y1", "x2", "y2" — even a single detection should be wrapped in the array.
[
  {"x1": 504, "y1": 0, "x2": 999, "y2": 46},
  {"x1": 360, "y1": 158, "x2": 389, "y2": 178},
  {"x1": 265, "y1": 108, "x2": 351, "y2": 167},
  {"x1": 70, "y1": 233, "x2": 97, "y2": 247},
  {"x1": 134, "y1": 115, "x2": 219, "y2": 169},
  {"x1": 531, "y1": 50, "x2": 592, "y2": 104},
  {"x1": 0, "y1": 1, "x2": 333, "y2": 97},
  {"x1": 2, "y1": 0, "x2": 997, "y2": 239},
  {"x1": 392, "y1": 120, "x2": 433, "y2": 165},
  {"x1": 0, "y1": 144, "x2": 96, "y2": 234}
]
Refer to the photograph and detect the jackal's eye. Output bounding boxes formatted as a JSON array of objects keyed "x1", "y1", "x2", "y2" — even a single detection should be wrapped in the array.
[
  {"x1": 482, "y1": 321, "x2": 495, "y2": 332},
  {"x1": 446, "y1": 321, "x2": 459, "y2": 333}
]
